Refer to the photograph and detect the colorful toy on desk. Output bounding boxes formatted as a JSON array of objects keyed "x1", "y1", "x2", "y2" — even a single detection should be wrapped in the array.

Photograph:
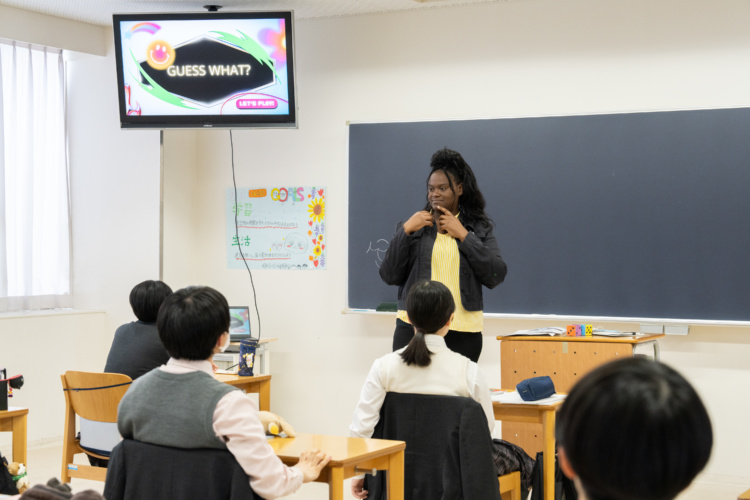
[
  {"x1": 566, "y1": 324, "x2": 593, "y2": 336},
  {"x1": 258, "y1": 411, "x2": 296, "y2": 437}
]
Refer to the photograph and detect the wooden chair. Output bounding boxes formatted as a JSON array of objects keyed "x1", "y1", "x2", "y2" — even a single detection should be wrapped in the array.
[
  {"x1": 60, "y1": 371, "x2": 132, "y2": 483},
  {"x1": 499, "y1": 470, "x2": 522, "y2": 500}
]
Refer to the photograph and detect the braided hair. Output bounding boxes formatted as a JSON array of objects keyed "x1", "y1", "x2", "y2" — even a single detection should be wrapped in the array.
[{"x1": 422, "y1": 147, "x2": 493, "y2": 227}]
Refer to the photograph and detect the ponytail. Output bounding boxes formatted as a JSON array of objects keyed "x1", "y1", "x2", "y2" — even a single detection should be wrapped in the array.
[{"x1": 400, "y1": 330, "x2": 433, "y2": 367}]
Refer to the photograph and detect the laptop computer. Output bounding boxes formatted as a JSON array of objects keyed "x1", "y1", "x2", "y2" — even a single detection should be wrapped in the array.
[{"x1": 228, "y1": 306, "x2": 252, "y2": 342}]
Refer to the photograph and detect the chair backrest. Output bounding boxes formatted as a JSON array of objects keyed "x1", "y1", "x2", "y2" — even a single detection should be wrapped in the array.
[
  {"x1": 61, "y1": 371, "x2": 132, "y2": 422},
  {"x1": 103, "y1": 439, "x2": 258, "y2": 500},
  {"x1": 365, "y1": 392, "x2": 502, "y2": 500}
]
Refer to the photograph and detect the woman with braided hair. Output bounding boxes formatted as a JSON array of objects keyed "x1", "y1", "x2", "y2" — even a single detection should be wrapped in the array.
[{"x1": 379, "y1": 147, "x2": 507, "y2": 362}]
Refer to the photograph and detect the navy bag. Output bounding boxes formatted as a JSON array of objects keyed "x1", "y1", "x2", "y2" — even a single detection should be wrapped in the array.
[{"x1": 516, "y1": 376, "x2": 556, "y2": 401}]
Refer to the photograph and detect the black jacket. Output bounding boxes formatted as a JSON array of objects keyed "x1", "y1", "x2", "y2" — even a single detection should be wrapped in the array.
[
  {"x1": 379, "y1": 217, "x2": 507, "y2": 312},
  {"x1": 103, "y1": 439, "x2": 261, "y2": 500},
  {"x1": 364, "y1": 392, "x2": 502, "y2": 500}
]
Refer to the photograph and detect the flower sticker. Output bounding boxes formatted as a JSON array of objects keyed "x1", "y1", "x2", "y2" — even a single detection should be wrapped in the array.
[{"x1": 308, "y1": 198, "x2": 325, "y2": 223}]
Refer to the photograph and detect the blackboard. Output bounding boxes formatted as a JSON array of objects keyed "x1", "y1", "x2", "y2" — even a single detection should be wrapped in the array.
[{"x1": 348, "y1": 108, "x2": 750, "y2": 322}]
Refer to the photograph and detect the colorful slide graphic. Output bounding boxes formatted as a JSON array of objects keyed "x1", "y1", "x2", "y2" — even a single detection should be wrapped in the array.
[{"x1": 117, "y1": 17, "x2": 290, "y2": 117}]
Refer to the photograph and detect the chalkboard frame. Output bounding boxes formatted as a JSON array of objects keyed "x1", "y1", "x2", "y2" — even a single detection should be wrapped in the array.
[{"x1": 347, "y1": 108, "x2": 750, "y2": 325}]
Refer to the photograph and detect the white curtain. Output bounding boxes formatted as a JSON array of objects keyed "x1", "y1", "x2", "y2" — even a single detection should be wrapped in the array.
[{"x1": 0, "y1": 40, "x2": 71, "y2": 312}]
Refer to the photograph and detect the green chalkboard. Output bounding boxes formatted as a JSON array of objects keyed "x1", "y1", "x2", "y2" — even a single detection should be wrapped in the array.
[{"x1": 348, "y1": 108, "x2": 750, "y2": 322}]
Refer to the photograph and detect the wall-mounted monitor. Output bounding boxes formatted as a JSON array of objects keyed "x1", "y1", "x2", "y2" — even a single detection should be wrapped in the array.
[{"x1": 112, "y1": 11, "x2": 296, "y2": 129}]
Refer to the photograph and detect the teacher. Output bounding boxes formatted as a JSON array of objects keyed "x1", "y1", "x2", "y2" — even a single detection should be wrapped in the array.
[{"x1": 379, "y1": 147, "x2": 507, "y2": 362}]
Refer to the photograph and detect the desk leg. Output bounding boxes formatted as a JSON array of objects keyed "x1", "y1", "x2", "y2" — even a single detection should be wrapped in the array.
[
  {"x1": 12, "y1": 414, "x2": 27, "y2": 465},
  {"x1": 386, "y1": 449, "x2": 405, "y2": 500},
  {"x1": 259, "y1": 380, "x2": 271, "y2": 412},
  {"x1": 328, "y1": 466, "x2": 344, "y2": 500},
  {"x1": 542, "y1": 409, "x2": 556, "y2": 500}
]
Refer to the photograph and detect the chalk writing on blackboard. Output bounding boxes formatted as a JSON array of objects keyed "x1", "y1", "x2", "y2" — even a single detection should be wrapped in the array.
[{"x1": 366, "y1": 239, "x2": 389, "y2": 268}]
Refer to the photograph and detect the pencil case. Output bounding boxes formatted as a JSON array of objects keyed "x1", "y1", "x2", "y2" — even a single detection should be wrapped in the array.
[{"x1": 516, "y1": 376, "x2": 556, "y2": 401}]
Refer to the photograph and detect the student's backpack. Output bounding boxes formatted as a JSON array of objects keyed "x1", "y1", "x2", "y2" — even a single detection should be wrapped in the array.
[
  {"x1": 0, "y1": 452, "x2": 19, "y2": 495},
  {"x1": 491, "y1": 438, "x2": 536, "y2": 490},
  {"x1": 529, "y1": 451, "x2": 577, "y2": 500}
]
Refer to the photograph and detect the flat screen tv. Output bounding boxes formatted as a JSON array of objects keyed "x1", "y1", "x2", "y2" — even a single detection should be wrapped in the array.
[{"x1": 112, "y1": 11, "x2": 296, "y2": 129}]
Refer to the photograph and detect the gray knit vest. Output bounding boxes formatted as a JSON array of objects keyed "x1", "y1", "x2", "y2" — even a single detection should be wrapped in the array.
[{"x1": 118, "y1": 369, "x2": 239, "y2": 449}]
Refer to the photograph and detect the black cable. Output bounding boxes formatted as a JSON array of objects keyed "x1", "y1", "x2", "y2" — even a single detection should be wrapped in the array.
[{"x1": 230, "y1": 130, "x2": 261, "y2": 342}]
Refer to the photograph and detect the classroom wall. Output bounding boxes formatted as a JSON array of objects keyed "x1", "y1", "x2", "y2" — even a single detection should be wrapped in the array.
[
  {"x1": 1, "y1": 0, "x2": 749, "y2": 490},
  {"x1": 163, "y1": 0, "x2": 750, "y2": 488}
]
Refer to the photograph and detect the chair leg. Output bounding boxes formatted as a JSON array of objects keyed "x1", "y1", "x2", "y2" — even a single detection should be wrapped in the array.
[{"x1": 61, "y1": 408, "x2": 78, "y2": 483}]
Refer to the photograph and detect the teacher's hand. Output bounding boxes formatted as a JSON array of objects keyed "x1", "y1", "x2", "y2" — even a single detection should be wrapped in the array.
[
  {"x1": 435, "y1": 206, "x2": 469, "y2": 241},
  {"x1": 403, "y1": 210, "x2": 433, "y2": 235}
]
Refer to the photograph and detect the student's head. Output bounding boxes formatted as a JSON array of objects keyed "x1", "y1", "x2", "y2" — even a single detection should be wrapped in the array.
[
  {"x1": 129, "y1": 280, "x2": 173, "y2": 323},
  {"x1": 423, "y1": 148, "x2": 490, "y2": 225},
  {"x1": 556, "y1": 357, "x2": 712, "y2": 500},
  {"x1": 156, "y1": 286, "x2": 230, "y2": 361},
  {"x1": 400, "y1": 280, "x2": 455, "y2": 367}
]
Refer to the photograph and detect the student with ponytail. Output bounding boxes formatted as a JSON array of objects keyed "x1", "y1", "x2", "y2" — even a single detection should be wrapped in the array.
[
  {"x1": 349, "y1": 280, "x2": 497, "y2": 499},
  {"x1": 379, "y1": 147, "x2": 507, "y2": 362}
]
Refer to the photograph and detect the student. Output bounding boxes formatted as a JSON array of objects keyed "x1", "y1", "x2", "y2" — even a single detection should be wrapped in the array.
[
  {"x1": 79, "y1": 280, "x2": 173, "y2": 465},
  {"x1": 104, "y1": 279, "x2": 173, "y2": 380},
  {"x1": 349, "y1": 280, "x2": 497, "y2": 499},
  {"x1": 117, "y1": 286, "x2": 330, "y2": 499},
  {"x1": 556, "y1": 357, "x2": 713, "y2": 500},
  {"x1": 378, "y1": 147, "x2": 507, "y2": 362}
]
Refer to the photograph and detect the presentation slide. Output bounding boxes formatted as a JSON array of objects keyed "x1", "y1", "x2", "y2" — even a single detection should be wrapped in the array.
[{"x1": 115, "y1": 16, "x2": 291, "y2": 118}]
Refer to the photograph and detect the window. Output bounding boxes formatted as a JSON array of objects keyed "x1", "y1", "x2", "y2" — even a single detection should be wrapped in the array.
[{"x1": 0, "y1": 39, "x2": 71, "y2": 312}]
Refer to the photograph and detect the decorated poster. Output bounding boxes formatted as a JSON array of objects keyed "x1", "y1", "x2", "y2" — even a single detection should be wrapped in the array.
[{"x1": 226, "y1": 186, "x2": 326, "y2": 270}]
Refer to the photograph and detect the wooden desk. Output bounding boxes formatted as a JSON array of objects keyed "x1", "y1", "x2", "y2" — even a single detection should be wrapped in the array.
[
  {"x1": 0, "y1": 406, "x2": 28, "y2": 465},
  {"x1": 268, "y1": 433, "x2": 406, "y2": 500},
  {"x1": 215, "y1": 373, "x2": 271, "y2": 411},
  {"x1": 494, "y1": 398, "x2": 563, "y2": 500},
  {"x1": 498, "y1": 333, "x2": 663, "y2": 454}
]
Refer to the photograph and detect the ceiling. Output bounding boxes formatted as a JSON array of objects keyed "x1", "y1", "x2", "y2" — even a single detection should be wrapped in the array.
[{"x1": 0, "y1": 0, "x2": 510, "y2": 26}]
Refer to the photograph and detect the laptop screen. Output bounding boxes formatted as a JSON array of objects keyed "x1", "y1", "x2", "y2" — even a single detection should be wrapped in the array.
[{"x1": 229, "y1": 306, "x2": 251, "y2": 341}]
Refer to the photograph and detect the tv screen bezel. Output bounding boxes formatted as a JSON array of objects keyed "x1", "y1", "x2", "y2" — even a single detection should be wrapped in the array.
[{"x1": 112, "y1": 11, "x2": 297, "y2": 129}]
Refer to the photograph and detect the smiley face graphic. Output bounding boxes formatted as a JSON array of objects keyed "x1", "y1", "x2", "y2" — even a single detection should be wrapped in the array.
[{"x1": 146, "y1": 40, "x2": 175, "y2": 70}]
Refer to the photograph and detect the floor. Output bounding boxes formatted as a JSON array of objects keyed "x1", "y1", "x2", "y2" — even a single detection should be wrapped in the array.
[{"x1": 20, "y1": 444, "x2": 746, "y2": 499}]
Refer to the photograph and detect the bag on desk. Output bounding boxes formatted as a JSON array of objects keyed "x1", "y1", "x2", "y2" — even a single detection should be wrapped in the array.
[
  {"x1": 516, "y1": 376, "x2": 556, "y2": 401},
  {"x1": 529, "y1": 451, "x2": 577, "y2": 500}
]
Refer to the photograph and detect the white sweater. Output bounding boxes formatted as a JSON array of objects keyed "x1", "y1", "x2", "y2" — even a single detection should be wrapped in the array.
[{"x1": 349, "y1": 334, "x2": 495, "y2": 439}]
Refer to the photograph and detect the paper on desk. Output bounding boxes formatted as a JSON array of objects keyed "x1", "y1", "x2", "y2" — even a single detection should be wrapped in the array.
[
  {"x1": 492, "y1": 391, "x2": 567, "y2": 405},
  {"x1": 500, "y1": 327, "x2": 565, "y2": 337},
  {"x1": 591, "y1": 329, "x2": 640, "y2": 337}
]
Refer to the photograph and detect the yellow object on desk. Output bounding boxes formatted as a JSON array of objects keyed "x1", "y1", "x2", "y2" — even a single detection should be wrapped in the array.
[{"x1": 268, "y1": 433, "x2": 405, "y2": 500}]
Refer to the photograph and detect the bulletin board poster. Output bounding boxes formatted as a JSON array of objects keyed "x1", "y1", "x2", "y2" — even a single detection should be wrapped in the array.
[{"x1": 226, "y1": 186, "x2": 326, "y2": 270}]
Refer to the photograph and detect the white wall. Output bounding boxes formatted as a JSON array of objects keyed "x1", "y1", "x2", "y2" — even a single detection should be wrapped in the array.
[
  {"x1": 0, "y1": 311, "x2": 108, "y2": 450},
  {"x1": 2, "y1": 0, "x2": 750, "y2": 490},
  {"x1": 66, "y1": 39, "x2": 161, "y2": 327},
  {"x1": 163, "y1": 0, "x2": 750, "y2": 488}
]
